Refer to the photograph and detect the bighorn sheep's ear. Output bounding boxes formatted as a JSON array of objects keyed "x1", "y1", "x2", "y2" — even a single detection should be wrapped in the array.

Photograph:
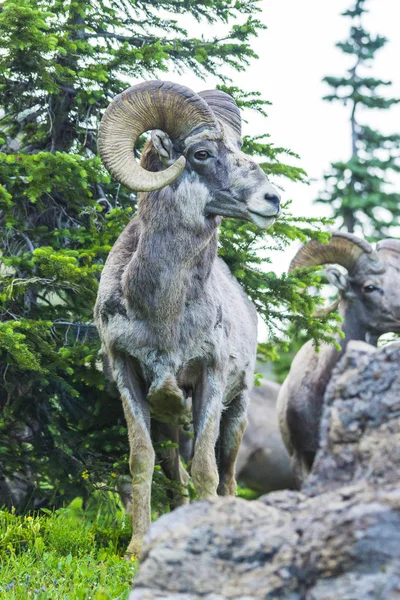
[
  {"x1": 325, "y1": 267, "x2": 348, "y2": 293},
  {"x1": 151, "y1": 130, "x2": 177, "y2": 166}
]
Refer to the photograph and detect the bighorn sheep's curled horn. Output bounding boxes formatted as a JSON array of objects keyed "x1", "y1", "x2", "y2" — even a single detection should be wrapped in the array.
[
  {"x1": 98, "y1": 80, "x2": 221, "y2": 192},
  {"x1": 376, "y1": 239, "x2": 400, "y2": 255},
  {"x1": 312, "y1": 297, "x2": 341, "y2": 318},
  {"x1": 289, "y1": 231, "x2": 375, "y2": 273},
  {"x1": 198, "y1": 90, "x2": 242, "y2": 139}
]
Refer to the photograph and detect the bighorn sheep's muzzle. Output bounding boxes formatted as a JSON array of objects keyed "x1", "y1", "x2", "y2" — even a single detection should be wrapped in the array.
[{"x1": 246, "y1": 184, "x2": 281, "y2": 229}]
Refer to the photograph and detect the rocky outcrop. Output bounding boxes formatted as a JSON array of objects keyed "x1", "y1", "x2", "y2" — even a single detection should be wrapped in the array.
[
  {"x1": 308, "y1": 341, "x2": 400, "y2": 494},
  {"x1": 130, "y1": 342, "x2": 400, "y2": 599}
]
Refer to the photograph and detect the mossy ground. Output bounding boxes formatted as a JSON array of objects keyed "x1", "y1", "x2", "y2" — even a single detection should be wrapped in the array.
[{"x1": 0, "y1": 499, "x2": 136, "y2": 599}]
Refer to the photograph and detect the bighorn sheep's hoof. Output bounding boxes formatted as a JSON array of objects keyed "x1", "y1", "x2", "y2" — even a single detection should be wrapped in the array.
[
  {"x1": 217, "y1": 478, "x2": 237, "y2": 496},
  {"x1": 176, "y1": 494, "x2": 190, "y2": 506},
  {"x1": 125, "y1": 537, "x2": 143, "y2": 562},
  {"x1": 148, "y1": 376, "x2": 192, "y2": 425},
  {"x1": 179, "y1": 463, "x2": 190, "y2": 487},
  {"x1": 123, "y1": 552, "x2": 138, "y2": 564}
]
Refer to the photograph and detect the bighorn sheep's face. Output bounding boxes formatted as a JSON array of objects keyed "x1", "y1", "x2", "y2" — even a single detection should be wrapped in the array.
[
  {"x1": 290, "y1": 233, "x2": 400, "y2": 336},
  {"x1": 151, "y1": 127, "x2": 280, "y2": 229},
  {"x1": 97, "y1": 81, "x2": 280, "y2": 230},
  {"x1": 339, "y1": 251, "x2": 400, "y2": 334},
  {"x1": 185, "y1": 133, "x2": 280, "y2": 228}
]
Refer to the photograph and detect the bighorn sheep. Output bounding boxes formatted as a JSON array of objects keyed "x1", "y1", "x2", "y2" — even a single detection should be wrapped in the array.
[
  {"x1": 277, "y1": 232, "x2": 400, "y2": 488},
  {"x1": 94, "y1": 80, "x2": 281, "y2": 555}
]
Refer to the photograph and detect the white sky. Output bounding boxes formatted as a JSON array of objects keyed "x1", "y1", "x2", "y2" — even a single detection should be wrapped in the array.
[{"x1": 169, "y1": 0, "x2": 400, "y2": 274}]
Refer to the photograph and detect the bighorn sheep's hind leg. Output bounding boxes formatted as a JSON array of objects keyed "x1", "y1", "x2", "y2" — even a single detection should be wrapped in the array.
[
  {"x1": 216, "y1": 392, "x2": 248, "y2": 496},
  {"x1": 111, "y1": 354, "x2": 155, "y2": 558},
  {"x1": 291, "y1": 450, "x2": 313, "y2": 490},
  {"x1": 152, "y1": 421, "x2": 189, "y2": 509},
  {"x1": 191, "y1": 371, "x2": 224, "y2": 499}
]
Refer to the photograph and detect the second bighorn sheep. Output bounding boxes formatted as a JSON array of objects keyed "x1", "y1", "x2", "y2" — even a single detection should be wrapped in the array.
[
  {"x1": 277, "y1": 232, "x2": 400, "y2": 487},
  {"x1": 94, "y1": 80, "x2": 281, "y2": 555}
]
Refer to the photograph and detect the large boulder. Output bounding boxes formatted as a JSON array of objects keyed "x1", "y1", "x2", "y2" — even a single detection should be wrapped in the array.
[{"x1": 130, "y1": 342, "x2": 400, "y2": 599}]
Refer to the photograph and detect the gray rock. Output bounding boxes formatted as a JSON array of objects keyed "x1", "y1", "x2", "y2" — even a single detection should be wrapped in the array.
[
  {"x1": 236, "y1": 380, "x2": 293, "y2": 494},
  {"x1": 130, "y1": 342, "x2": 400, "y2": 599}
]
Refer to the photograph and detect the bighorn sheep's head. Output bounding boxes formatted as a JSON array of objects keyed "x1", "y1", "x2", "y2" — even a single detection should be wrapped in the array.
[
  {"x1": 290, "y1": 232, "x2": 400, "y2": 335},
  {"x1": 98, "y1": 80, "x2": 280, "y2": 229}
]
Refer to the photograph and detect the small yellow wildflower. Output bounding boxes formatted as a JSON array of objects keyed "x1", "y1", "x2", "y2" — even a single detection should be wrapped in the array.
[
  {"x1": 130, "y1": 555, "x2": 136, "y2": 563},
  {"x1": 82, "y1": 470, "x2": 90, "y2": 479},
  {"x1": 27, "y1": 516, "x2": 33, "y2": 521},
  {"x1": 110, "y1": 472, "x2": 117, "y2": 478}
]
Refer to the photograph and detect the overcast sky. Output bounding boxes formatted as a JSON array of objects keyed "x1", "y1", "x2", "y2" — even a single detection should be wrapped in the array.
[
  {"x1": 170, "y1": 0, "x2": 400, "y2": 273},
  {"x1": 246, "y1": 0, "x2": 400, "y2": 216}
]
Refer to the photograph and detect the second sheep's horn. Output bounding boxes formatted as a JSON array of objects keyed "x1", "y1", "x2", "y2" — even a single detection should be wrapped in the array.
[
  {"x1": 290, "y1": 232, "x2": 380, "y2": 318},
  {"x1": 377, "y1": 239, "x2": 400, "y2": 255},
  {"x1": 289, "y1": 232, "x2": 375, "y2": 274}
]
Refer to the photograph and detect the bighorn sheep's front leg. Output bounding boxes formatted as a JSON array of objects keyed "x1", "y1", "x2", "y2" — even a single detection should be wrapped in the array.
[
  {"x1": 112, "y1": 354, "x2": 155, "y2": 557},
  {"x1": 217, "y1": 391, "x2": 248, "y2": 496},
  {"x1": 191, "y1": 371, "x2": 224, "y2": 499}
]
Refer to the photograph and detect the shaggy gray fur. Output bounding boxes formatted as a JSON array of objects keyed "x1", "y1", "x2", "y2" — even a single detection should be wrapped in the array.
[{"x1": 94, "y1": 86, "x2": 280, "y2": 555}]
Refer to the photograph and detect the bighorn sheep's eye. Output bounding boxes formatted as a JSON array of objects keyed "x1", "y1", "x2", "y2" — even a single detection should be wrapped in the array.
[
  {"x1": 363, "y1": 284, "x2": 379, "y2": 293},
  {"x1": 194, "y1": 150, "x2": 210, "y2": 161}
]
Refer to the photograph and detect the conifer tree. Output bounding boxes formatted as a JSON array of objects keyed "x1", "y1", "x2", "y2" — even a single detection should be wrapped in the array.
[
  {"x1": 317, "y1": 0, "x2": 400, "y2": 237},
  {"x1": 0, "y1": 0, "x2": 333, "y2": 507}
]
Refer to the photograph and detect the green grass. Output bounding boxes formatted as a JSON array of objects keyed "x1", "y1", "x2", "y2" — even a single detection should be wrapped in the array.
[
  {"x1": 0, "y1": 479, "x2": 259, "y2": 599},
  {"x1": 236, "y1": 484, "x2": 262, "y2": 500},
  {"x1": 0, "y1": 498, "x2": 136, "y2": 599}
]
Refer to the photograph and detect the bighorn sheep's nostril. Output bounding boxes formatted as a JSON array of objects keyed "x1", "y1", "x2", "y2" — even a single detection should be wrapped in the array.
[{"x1": 264, "y1": 193, "x2": 280, "y2": 207}]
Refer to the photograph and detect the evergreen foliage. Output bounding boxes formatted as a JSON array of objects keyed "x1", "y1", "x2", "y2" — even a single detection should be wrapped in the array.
[
  {"x1": 316, "y1": 0, "x2": 400, "y2": 237},
  {"x1": 0, "y1": 0, "x2": 335, "y2": 507}
]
